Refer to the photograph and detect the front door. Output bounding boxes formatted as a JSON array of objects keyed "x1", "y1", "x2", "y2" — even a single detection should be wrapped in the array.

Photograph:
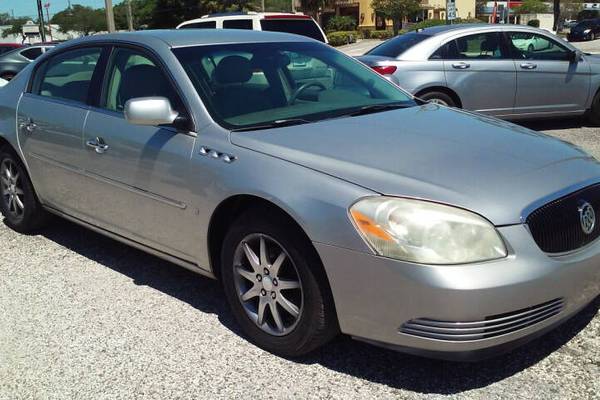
[
  {"x1": 82, "y1": 46, "x2": 197, "y2": 260},
  {"x1": 442, "y1": 31, "x2": 517, "y2": 116},
  {"x1": 507, "y1": 31, "x2": 590, "y2": 116},
  {"x1": 16, "y1": 46, "x2": 103, "y2": 215}
]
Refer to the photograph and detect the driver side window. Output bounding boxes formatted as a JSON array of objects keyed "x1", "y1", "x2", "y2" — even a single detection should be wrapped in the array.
[
  {"x1": 103, "y1": 47, "x2": 181, "y2": 112},
  {"x1": 507, "y1": 32, "x2": 571, "y2": 61}
]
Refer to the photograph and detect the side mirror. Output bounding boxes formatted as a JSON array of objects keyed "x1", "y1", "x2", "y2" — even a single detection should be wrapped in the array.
[
  {"x1": 124, "y1": 96, "x2": 179, "y2": 126},
  {"x1": 569, "y1": 50, "x2": 583, "y2": 63}
]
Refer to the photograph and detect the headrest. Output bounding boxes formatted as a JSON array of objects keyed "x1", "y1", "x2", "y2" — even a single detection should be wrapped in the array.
[
  {"x1": 480, "y1": 39, "x2": 498, "y2": 53},
  {"x1": 119, "y1": 64, "x2": 167, "y2": 102},
  {"x1": 214, "y1": 55, "x2": 252, "y2": 84}
]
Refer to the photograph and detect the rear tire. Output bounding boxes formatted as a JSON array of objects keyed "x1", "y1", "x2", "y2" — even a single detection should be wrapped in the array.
[
  {"x1": 0, "y1": 147, "x2": 50, "y2": 233},
  {"x1": 220, "y1": 208, "x2": 338, "y2": 357},
  {"x1": 419, "y1": 91, "x2": 457, "y2": 107}
]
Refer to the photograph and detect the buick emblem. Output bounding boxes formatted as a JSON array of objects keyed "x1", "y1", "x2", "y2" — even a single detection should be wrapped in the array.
[{"x1": 578, "y1": 201, "x2": 596, "y2": 235}]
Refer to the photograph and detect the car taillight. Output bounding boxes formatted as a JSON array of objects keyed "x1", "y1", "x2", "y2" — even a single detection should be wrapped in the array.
[{"x1": 371, "y1": 65, "x2": 397, "y2": 75}]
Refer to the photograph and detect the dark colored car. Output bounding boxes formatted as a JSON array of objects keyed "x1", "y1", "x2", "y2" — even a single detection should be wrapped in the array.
[
  {"x1": 0, "y1": 43, "x2": 25, "y2": 56},
  {"x1": 568, "y1": 19, "x2": 600, "y2": 41},
  {"x1": 0, "y1": 45, "x2": 53, "y2": 81}
]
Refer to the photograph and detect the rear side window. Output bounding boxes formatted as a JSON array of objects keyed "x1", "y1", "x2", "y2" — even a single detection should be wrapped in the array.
[
  {"x1": 437, "y1": 32, "x2": 509, "y2": 60},
  {"x1": 35, "y1": 47, "x2": 101, "y2": 104},
  {"x1": 21, "y1": 47, "x2": 43, "y2": 60},
  {"x1": 223, "y1": 19, "x2": 253, "y2": 29},
  {"x1": 180, "y1": 21, "x2": 216, "y2": 29},
  {"x1": 366, "y1": 32, "x2": 431, "y2": 58},
  {"x1": 260, "y1": 18, "x2": 325, "y2": 42}
]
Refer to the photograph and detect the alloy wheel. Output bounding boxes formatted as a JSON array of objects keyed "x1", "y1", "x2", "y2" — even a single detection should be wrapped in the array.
[
  {"x1": 233, "y1": 233, "x2": 304, "y2": 336},
  {"x1": 0, "y1": 159, "x2": 25, "y2": 220}
]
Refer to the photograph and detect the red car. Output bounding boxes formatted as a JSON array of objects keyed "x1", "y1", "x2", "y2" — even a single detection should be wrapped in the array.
[{"x1": 0, "y1": 43, "x2": 25, "y2": 56}]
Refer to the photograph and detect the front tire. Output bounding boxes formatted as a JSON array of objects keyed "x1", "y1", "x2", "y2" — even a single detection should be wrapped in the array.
[
  {"x1": 588, "y1": 90, "x2": 600, "y2": 126},
  {"x1": 221, "y1": 209, "x2": 338, "y2": 357},
  {"x1": 0, "y1": 147, "x2": 49, "y2": 233}
]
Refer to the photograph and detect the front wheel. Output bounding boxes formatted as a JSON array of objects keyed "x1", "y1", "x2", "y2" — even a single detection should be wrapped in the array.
[
  {"x1": 0, "y1": 147, "x2": 49, "y2": 232},
  {"x1": 221, "y1": 209, "x2": 338, "y2": 357}
]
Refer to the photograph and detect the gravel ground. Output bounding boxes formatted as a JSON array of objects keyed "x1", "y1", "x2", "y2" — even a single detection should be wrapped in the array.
[{"x1": 1, "y1": 118, "x2": 599, "y2": 400}]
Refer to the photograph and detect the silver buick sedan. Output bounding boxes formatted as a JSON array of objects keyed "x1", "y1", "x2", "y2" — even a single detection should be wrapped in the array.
[
  {"x1": 0, "y1": 30, "x2": 599, "y2": 360},
  {"x1": 358, "y1": 24, "x2": 600, "y2": 123}
]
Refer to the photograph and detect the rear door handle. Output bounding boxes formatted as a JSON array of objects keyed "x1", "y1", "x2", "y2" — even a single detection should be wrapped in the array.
[
  {"x1": 520, "y1": 62, "x2": 537, "y2": 70},
  {"x1": 86, "y1": 137, "x2": 109, "y2": 154},
  {"x1": 452, "y1": 62, "x2": 470, "y2": 69}
]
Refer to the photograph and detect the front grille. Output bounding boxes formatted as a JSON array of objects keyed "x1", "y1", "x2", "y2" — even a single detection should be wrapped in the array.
[
  {"x1": 400, "y1": 298, "x2": 564, "y2": 341},
  {"x1": 527, "y1": 184, "x2": 600, "y2": 253}
]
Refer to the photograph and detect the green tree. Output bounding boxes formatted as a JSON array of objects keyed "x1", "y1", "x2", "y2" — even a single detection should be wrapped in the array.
[
  {"x1": 299, "y1": 0, "x2": 333, "y2": 20},
  {"x1": 371, "y1": 0, "x2": 421, "y2": 35},
  {"x1": 150, "y1": 0, "x2": 221, "y2": 28},
  {"x1": 114, "y1": 0, "x2": 157, "y2": 30},
  {"x1": 51, "y1": 5, "x2": 106, "y2": 35},
  {"x1": 514, "y1": 0, "x2": 549, "y2": 14},
  {"x1": 1, "y1": 17, "x2": 29, "y2": 40}
]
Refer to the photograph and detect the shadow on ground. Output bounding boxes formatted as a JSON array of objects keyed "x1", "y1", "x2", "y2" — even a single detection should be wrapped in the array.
[
  {"x1": 33, "y1": 218, "x2": 600, "y2": 395},
  {"x1": 518, "y1": 117, "x2": 591, "y2": 132}
]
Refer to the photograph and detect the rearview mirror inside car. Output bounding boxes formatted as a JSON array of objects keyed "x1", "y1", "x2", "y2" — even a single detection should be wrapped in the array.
[{"x1": 124, "y1": 97, "x2": 179, "y2": 126}]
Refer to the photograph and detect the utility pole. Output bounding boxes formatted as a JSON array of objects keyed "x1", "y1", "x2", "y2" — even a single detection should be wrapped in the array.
[
  {"x1": 36, "y1": 0, "x2": 47, "y2": 42},
  {"x1": 126, "y1": 0, "x2": 134, "y2": 31},
  {"x1": 105, "y1": 0, "x2": 116, "y2": 33},
  {"x1": 44, "y1": 3, "x2": 53, "y2": 42},
  {"x1": 261, "y1": 0, "x2": 265, "y2": 12}
]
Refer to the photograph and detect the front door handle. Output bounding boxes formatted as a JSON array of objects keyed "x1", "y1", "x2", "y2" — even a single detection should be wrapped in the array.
[
  {"x1": 520, "y1": 62, "x2": 537, "y2": 70},
  {"x1": 86, "y1": 137, "x2": 109, "y2": 154},
  {"x1": 20, "y1": 118, "x2": 37, "y2": 133},
  {"x1": 452, "y1": 62, "x2": 470, "y2": 69}
]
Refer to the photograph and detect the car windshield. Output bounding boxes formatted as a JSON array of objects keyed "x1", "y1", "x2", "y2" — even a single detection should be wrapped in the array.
[
  {"x1": 366, "y1": 32, "x2": 432, "y2": 58},
  {"x1": 173, "y1": 42, "x2": 414, "y2": 130},
  {"x1": 260, "y1": 18, "x2": 325, "y2": 42}
]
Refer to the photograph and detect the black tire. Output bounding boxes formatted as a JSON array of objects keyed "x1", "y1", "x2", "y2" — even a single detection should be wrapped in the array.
[
  {"x1": 221, "y1": 208, "x2": 338, "y2": 357},
  {"x1": 0, "y1": 146, "x2": 50, "y2": 233},
  {"x1": 419, "y1": 91, "x2": 457, "y2": 107},
  {"x1": 588, "y1": 90, "x2": 600, "y2": 126},
  {"x1": 1, "y1": 72, "x2": 16, "y2": 81}
]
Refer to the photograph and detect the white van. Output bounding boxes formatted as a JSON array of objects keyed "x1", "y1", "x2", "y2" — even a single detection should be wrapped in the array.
[{"x1": 176, "y1": 12, "x2": 328, "y2": 43}]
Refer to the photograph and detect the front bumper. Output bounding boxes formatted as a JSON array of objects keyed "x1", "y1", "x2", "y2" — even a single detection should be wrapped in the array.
[{"x1": 315, "y1": 224, "x2": 600, "y2": 360}]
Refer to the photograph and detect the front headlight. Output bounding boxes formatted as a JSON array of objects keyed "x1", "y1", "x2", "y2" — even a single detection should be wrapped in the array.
[{"x1": 349, "y1": 197, "x2": 507, "y2": 265}]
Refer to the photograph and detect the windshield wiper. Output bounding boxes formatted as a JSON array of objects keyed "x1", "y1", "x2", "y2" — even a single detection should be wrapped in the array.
[
  {"x1": 344, "y1": 103, "x2": 413, "y2": 117},
  {"x1": 231, "y1": 118, "x2": 312, "y2": 132}
]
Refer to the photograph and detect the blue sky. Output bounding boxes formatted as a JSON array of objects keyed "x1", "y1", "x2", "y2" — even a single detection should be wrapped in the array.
[{"x1": 1, "y1": 0, "x2": 124, "y2": 19}]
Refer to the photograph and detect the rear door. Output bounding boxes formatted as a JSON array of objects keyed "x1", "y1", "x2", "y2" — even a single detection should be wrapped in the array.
[
  {"x1": 442, "y1": 31, "x2": 516, "y2": 116},
  {"x1": 81, "y1": 45, "x2": 198, "y2": 260},
  {"x1": 17, "y1": 46, "x2": 104, "y2": 215},
  {"x1": 506, "y1": 31, "x2": 590, "y2": 116}
]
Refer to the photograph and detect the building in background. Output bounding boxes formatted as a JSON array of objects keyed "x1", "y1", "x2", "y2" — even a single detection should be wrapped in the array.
[{"x1": 325, "y1": 0, "x2": 476, "y2": 30}]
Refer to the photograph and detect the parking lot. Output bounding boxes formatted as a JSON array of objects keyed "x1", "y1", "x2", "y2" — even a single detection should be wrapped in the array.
[{"x1": 1, "y1": 38, "x2": 600, "y2": 400}]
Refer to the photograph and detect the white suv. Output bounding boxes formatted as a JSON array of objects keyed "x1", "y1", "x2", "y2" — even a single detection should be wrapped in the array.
[{"x1": 176, "y1": 12, "x2": 328, "y2": 43}]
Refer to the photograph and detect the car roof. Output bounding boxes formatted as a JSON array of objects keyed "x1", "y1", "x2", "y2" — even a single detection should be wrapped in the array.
[{"x1": 60, "y1": 29, "x2": 314, "y2": 49}]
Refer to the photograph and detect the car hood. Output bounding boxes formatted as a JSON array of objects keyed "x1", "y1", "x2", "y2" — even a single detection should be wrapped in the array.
[{"x1": 230, "y1": 105, "x2": 600, "y2": 225}]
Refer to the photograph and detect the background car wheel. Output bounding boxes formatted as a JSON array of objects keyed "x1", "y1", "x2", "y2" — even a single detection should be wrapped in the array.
[
  {"x1": 221, "y1": 208, "x2": 338, "y2": 357},
  {"x1": 0, "y1": 147, "x2": 49, "y2": 233},
  {"x1": 419, "y1": 91, "x2": 457, "y2": 107},
  {"x1": 588, "y1": 90, "x2": 600, "y2": 126},
  {"x1": 1, "y1": 73, "x2": 15, "y2": 81}
]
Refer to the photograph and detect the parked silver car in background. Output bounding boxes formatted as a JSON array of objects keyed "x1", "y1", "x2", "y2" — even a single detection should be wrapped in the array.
[
  {"x1": 358, "y1": 24, "x2": 600, "y2": 123},
  {"x1": 0, "y1": 30, "x2": 599, "y2": 360}
]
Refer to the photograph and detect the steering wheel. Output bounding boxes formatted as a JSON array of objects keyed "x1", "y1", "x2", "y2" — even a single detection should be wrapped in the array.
[{"x1": 288, "y1": 82, "x2": 327, "y2": 105}]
